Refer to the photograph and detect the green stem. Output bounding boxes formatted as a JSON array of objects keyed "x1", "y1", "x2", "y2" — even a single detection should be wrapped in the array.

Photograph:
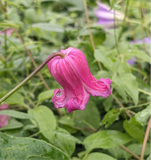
[
  {"x1": 140, "y1": 117, "x2": 151, "y2": 160},
  {"x1": 0, "y1": 52, "x2": 65, "y2": 104},
  {"x1": 138, "y1": 89, "x2": 151, "y2": 96},
  {"x1": 4, "y1": 1, "x2": 7, "y2": 51},
  {"x1": 117, "y1": 0, "x2": 129, "y2": 42},
  {"x1": 125, "y1": 102, "x2": 150, "y2": 110}
]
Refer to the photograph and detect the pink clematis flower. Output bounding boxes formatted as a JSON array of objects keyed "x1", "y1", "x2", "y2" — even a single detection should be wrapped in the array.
[
  {"x1": 48, "y1": 47, "x2": 112, "y2": 113},
  {"x1": 0, "y1": 104, "x2": 10, "y2": 128},
  {"x1": 0, "y1": 29, "x2": 14, "y2": 36}
]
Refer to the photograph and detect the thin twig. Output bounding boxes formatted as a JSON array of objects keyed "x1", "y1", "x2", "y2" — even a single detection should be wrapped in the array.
[
  {"x1": 0, "y1": 52, "x2": 65, "y2": 103},
  {"x1": 139, "y1": 0, "x2": 150, "y2": 55},
  {"x1": 0, "y1": 1, "x2": 49, "y2": 90},
  {"x1": 138, "y1": 88, "x2": 151, "y2": 96},
  {"x1": 83, "y1": 0, "x2": 102, "y2": 70},
  {"x1": 120, "y1": 145, "x2": 141, "y2": 160},
  {"x1": 112, "y1": 95, "x2": 131, "y2": 118},
  {"x1": 13, "y1": 28, "x2": 50, "y2": 90},
  {"x1": 140, "y1": 117, "x2": 151, "y2": 160}
]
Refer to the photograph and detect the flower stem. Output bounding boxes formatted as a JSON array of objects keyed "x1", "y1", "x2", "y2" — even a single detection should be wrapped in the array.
[
  {"x1": 112, "y1": 94, "x2": 131, "y2": 118},
  {"x1": 0, "y1": 1, "x2": 50, "y2": 90},
  {"x1": 0, "y1": 52, "x2": 64, "y2": 104},
  {"x1": 138, "y1": 89, "x2": 151, "y2": 96},
  {"x1": 120, "y1": 145, "x2": 141, "y2": 160},
  {"x1": 140, "y1": 116, "x2": 151, "y2": 160},
  {"x1": 83, "y1": 0, "x2": 102, "y2": 70}
]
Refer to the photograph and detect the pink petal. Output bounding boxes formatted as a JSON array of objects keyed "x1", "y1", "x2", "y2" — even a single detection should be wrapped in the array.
[
  {"x1": 0, "y1": 104, "x2": 9, "y2": 110},
  {"x1": 0, "y1": 29, "x2": 13, "y2": 36},
  {"x1": 0, "y1": 115, "x2": 10, "y2": 128},
  {"x1": 65, "y1": 89, "x2": 90, "y2": 113},
  {"x1": 65, "y1": 48, "x2": 112, "y2": 97},
  {"x1": 52, "y1": 89, "x2": 69, "y2": 108}
]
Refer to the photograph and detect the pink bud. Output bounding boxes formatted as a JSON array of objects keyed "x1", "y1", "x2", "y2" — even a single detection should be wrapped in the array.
[{"x1": 0, "y1": 104, "x2": 10, "y2": 128}]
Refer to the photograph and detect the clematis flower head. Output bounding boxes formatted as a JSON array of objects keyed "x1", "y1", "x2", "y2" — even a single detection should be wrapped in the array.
[
  {"x1": 131, "y1": 37, "x2": 151, "y2": 44},
  {"x1": 0, "y1": 29, "x2": 14, "y2": 36},
  {"x1": 0, "y1": 29, "x2": 14, "y2": 45},
  {"x1": 48, "y1": 47, "x2": 112, "y2": 113},
  {"x1": 0, "y1": 104, "x2": 10, "y2": 128},
  {"x1": 95, "y1": 2, "x2": 124, "y2": 28},
  {"x1": 127, "y1": 57, "x2": 136, "y2": 65}
]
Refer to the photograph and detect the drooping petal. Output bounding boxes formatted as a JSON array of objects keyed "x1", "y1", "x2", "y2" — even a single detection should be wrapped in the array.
[
  {"x1": 64, "y1": 48, "x2": 112, "y2": 97},
  {"x1": 0, "y1": 115, "x2": 10, "y2": 128},
  {"x1": 52, "y1": 89, "x2": 69, "y2": 109},
  {"x1": 65, "y1": 89, "x2": 90, "y2": 113},
  {"x1": 0, "y1": 104, "x2": 9, "y2": 110},
  {"x1": 84, "y1": 78, "x2": 112, "y2": 97}
]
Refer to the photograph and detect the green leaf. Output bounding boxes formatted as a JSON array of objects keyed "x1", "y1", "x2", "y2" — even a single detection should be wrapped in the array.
[
  {"x1": 84, "y1": 130, "x2": 132, "y2": 152},
  {"x1": 124, "y1": 49, "x2": 150, "y2": 63},
  {"x1": 28, "y1": 106, "x2": 75, "y2": 157},
  {"x1": 0, "y1": 118, "x2": 23, "y2": 131},
  {"x1": 117, "y1": 62, "x2": 131, "y2": 75},
  {"x1": 112, "y1": 84, "x2": 127, "y2": 103},
  {"x1": 0, "y1": 132, "x2": 69, "y2": 160},
  {"x1": 135, "y1": 104, "x2": 151, "y2": 126},
  {"x1": 94, "y1": 70, "x2": 113, "y2": 80},
  {"x1": 24, "y1": 8, "x2": 37, "y2": 23},
  {"x1": 51, "y1": 128, "x2": 75, "y2": 157},
  {"x1": 32, "y1": 23, "x2": 64, "y2": 32},
  {"x1": 127, "y1": 143, "x2": 150, "y2": 156},
  {"x1": 85, "y1": 153, "x2": 116, "y2": 160},
  {"x1": 59, "y1": 115, "x2": 75, "y2": 126},
  {"x1": 28, "y1": 105, "x2": 56, "y2": 142},
  {"x1": 38, "y1": 89, "x2": 54, "y2": 103},
  {"x1": 72, "y1": 157, "x2": 81, "y2": 160},
  {"x1": 147, "y1": 154, "x2": 151, "y2": 160},
  {"x1": 50, "y1": 129, "x2": 83, "y2": 144},
  {"x1": 107, "y1": 146, "x2": 130, "y2": 159},
  {"x1": 4, "y1": 92, "x2": 24, "y2": 105},
  {"x1": 94, "y1": 47, "x2": 119, "y2": 72},
  {"x1": 113, "y1": 74, "x2": 138, "y2": 105},
  {"x1": 4, "y1": 128, "x2": 30, "y2": 137},
  {"x1": 108, "y1": 143, "x2": 150, "y2": 159},
  {"x1": 74, "y1": 101, "x2": 100, "y2": 135},
  {"x1": 137, "y1": 79, "x2": 150, "y2": 93},
  {"x1": 103, "y1": 95, "x2": 113, "y2": 111},
  {"x1": 123, "y1": 118, "x2": 144, "y2": 143},
  {"x1": 102, "y1": 109, "x2": 120, "y2": 128},
  {"x1": 0, "y1": 110, "x2": 34, "y2": 119}
]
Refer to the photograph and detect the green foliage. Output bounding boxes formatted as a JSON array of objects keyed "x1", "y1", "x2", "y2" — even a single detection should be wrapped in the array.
[
  {"x1": 28, "y1": 106, "x2": 75, "y2": 157},
  {"x1": 37, "y1": 89, "x2": 54, "y2": 103},
  {"x1": 0, "y1": 132, "x2": 70, "y2": 160},
  {"x1": 123, "y1": 117, "x2": 144, "y2": 143},
  {"x1": 0, "y1": 110, "x2": 34, "y2": 119},
  {"x1": 0, "y1": 0, "x2": 150, "y2": 159},
  {"x1": 102, "y1": 109, "x2": 120, "y2": 128},
  {"x1": 84, "y1": 130, "x2": 132, "y2": 152},
  {"x1": 84, "y1": 152, "x2": 116, "y2": 160}
]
